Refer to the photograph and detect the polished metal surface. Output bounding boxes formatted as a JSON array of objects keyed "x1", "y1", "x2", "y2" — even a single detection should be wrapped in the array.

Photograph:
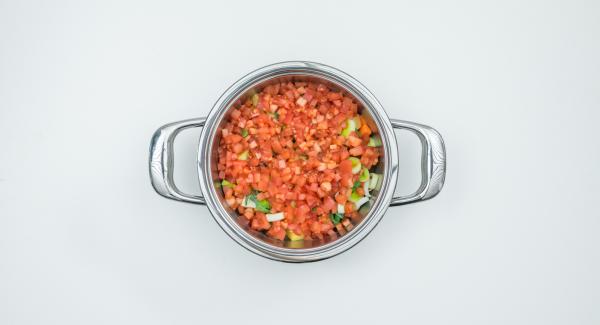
[
  {"x1": 149, "y1": 118, "x2": 207, "y2": 204},
  {"x1": 389, "y1": 120, "x2": 446, "y2": 206},
  {"x1": 149, "y1": 61, "x2": 447, "y2": 262}
]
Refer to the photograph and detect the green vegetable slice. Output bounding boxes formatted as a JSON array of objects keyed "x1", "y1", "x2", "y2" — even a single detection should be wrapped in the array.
[
  {"x1": 329, "y1": 213, "x2": 344, "y2": 225},
  {"x1": 241, "y1": 128, "x2": 249, "y2": 138},
  {"x1": 255, "y1": 199, "x2": 271, "y2": 213},
  {"x1": 286, "y1": 229, "x2": 304, "y2": 241},
  {"x1": 341, "y1": 119, "x2": 357, "y2": 138},
  {"x1": 354, "y1": 196, "x2": 369, "y2": 209},
  {"x1": 221, "y1": 180, "x2": 235, "y2": 188},
  {"x1": 269, "y1": 111, "x2": 279, "y2": 120},
  {"x1": 352, "y1": 116, "x2": 362, "y2": 129},
  {"x1": 246, "y1": 190, "x2": 271, "y2": 213},
  {"x1": 368, "y1": 136, "x2": 383, "y2": 147},
  {"x1": 369, "y1": 173, "x2": 382, "y2": 190},
  {"x1": 359, "y1": 167, "x2": 370, "y2": 182},
  {"x1": 349, "y1": 157, "x2": 362, "y2": 174},
  {"x1": 237, "y1": 150, "x2": 249, "y2": 161},
  {"x1": 266, "y1": 212, "x2": 284, "y2": 222},
  {"x1": 349, "y1": 191, "x2": 363, "y2": 203},
  {"x1": 241, "y1": 195, "x2": 256, "y2": 208}
]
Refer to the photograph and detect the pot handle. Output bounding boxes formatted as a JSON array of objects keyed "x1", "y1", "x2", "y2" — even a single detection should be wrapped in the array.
[
  {"x1": 149, "y1": 118, "x2": 207, "y2": 205},
  {"x1": 389, "y1": 119, "x2": 446, "y2": 206}
]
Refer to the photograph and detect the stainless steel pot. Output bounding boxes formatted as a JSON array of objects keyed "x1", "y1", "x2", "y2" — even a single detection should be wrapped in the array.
[{"x1": 149, "y1": 61, "x2": 446, "y2": 262}]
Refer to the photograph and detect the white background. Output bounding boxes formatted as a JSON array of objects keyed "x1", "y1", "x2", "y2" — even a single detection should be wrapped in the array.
[{"x1": 1, "y1": 0, "x2": 599, "y2": 324}]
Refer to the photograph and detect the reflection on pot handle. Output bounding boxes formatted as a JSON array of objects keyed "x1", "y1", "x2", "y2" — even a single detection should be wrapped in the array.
[
  {"x1": 149, "y1": 118, "x2": 207, "y2": 205},
  {"x1": 390, "y1": 119, "x2": 446, "y2": 206}
]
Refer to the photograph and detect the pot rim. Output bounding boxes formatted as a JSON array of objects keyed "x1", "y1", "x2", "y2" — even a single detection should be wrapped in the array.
[{"x1": 197, "y1": 61, "x2": 399, "y2": 262}]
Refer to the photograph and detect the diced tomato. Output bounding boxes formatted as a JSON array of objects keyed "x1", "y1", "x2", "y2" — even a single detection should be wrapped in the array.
[
  {"x1": 345, "y1": 202, "x2": 355, "y2": 213},
  {"x1": 310, "y1": 221, "x2": 322, "y2": 234},
  {"x1": 232, "y1": 143, "x2": 244, "y2": 154},
  {"x1": 217, "y1": 81, "x2": 381, "y2": 241},
  {"x1": 271, "y1": 139, "x2": 283, "y2": 153},
  {"x1": 322, "y1": 196, "x2": 336, "y2": 213},
  {"x1": 230, "y1": 109, "x2": 241, "y2": 120},
  {"x1": 347, "y1": 135, "x2": 362, "y2": 147},
  {"x1": 349, "y1": 146, "x2": 364, "y2": 156},
  {"x1": 340, "y1": 174, "x2": 354, "y2": 187},
  {"x1": 297, "y1": 204, "x2": 310, "y2": 218},
  {"x1": 251, "y1": 213, "x2": 270, "y2": 231},
  {"x1": 339, "y1": 159, "x2": 353, "y2": 175}
]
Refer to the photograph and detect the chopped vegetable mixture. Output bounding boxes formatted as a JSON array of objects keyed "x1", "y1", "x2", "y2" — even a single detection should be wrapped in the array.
[{"x1": 217, "y1": 81, "x2": 382, "y2": 242}]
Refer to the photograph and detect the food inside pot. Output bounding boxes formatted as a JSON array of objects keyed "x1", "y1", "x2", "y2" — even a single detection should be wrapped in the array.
[{"x1": 216, "y1": 81, "x2": 382, "y2": 243}]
